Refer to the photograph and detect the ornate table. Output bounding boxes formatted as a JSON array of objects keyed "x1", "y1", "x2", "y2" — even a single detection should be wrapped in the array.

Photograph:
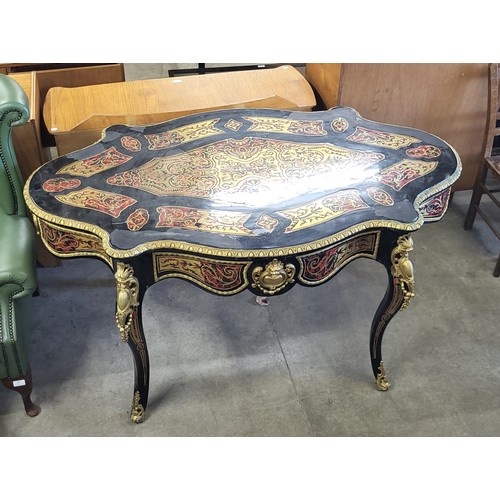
[{"x1": 24, "y1": 107, "x2": 461, "y2": 423}]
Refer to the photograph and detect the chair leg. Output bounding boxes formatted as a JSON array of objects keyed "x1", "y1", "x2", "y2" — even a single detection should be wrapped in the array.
[
  {"x1": 494, "y1": 254, "x2": 500, "y2": 278},
  {"x1": 1, "y1": 366, "x2": 41, "y2": 417},
  {"x1": 464, "y1": 162, "x2": 489, "y2": 230}
]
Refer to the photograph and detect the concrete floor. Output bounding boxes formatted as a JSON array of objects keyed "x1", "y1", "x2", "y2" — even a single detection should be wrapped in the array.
[{"x1": 1, "y1": 65, "x2": 499, "y2": 438}]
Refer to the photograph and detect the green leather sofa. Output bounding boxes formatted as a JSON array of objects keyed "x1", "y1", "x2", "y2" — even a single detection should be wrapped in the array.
[{"x1": 0, "y1": 73, "x2": 40, "y2": 416}]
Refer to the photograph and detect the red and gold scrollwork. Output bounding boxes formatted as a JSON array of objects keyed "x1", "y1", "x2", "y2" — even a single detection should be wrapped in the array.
[
  {"x1": 347, "y1": 126, "x2": 420, "y2": 150},
  {"x1": 145, "y1": 119, "x2": 224, "y2": 150},
  {"x1": 298, "y1": 232, "x2": 380, "y2": 284},
  {"x1": 105, "y1": 137, "x2": 385, "y2": 200},
  {"x1": 42, "y1": 178, "x2": 81, "y2": 193},
  {"x1": 156, "y1": 206, "x2": 253, "y2": 236},
  {"x1": 331, "y1": 117, "x2": 349, "y2": 133},
  {"x1": 406, "y1": 145, "x2": 441, "y2": 159},
  {"x1": 57, "y1": 147, "x2": 132, "y2": 177},
  {"x1": 126, "y1": 208, "x2": 150, "y2": 231},
  {"x1": 38, "y1": 219, "x2": 110, "y2": 265},
  {"x1": 279, "y1": 189, "x2": 369, "y2": 233},
  {"x1": 153, "y1": 253, "x2": 250, "y2": 294},
  {"x1": 56, "y1": 187, "x2": 137, "y2": 218},
  {"x1": 420, "y1": 188, "x2": 451, "y2": 221},
  {"x1": 375, "y1": 160, "x2": 439, "y2": 191},
  {"x1": 121, "y1": 136, "x2": 142, "y2": 152},
  {"x1": 366, "y1": 187, "x2": 394, "y2": 206},
  {"x1": 244, "y1": 116, "x2": 328, "y2": 136}
]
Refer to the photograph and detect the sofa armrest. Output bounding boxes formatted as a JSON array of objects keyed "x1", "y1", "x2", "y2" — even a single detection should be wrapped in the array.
[{"x1": 0, "y1": 207, "x2": 37, "y2": 296}]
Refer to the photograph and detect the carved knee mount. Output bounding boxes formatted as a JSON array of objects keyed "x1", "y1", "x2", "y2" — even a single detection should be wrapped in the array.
[
  {"x1": 115, "y1": 262, "x2": 139, "y2": 342},
  {"x1": 391, "y1": 235, "x2": 415, "y2": 309}
]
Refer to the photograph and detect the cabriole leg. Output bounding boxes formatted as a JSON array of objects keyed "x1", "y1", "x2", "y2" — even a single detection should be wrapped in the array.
[
  {"x1": 370, "y1": 234, "x2": 415, "y2": 391},
  {"x1": 115, "y1": 262, "x2": 149, "y2": 423}
]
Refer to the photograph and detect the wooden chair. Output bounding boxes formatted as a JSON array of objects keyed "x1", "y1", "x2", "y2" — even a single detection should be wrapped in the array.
[{"x1": 464, "y1": 63, "x2": 500, "y2": 277}]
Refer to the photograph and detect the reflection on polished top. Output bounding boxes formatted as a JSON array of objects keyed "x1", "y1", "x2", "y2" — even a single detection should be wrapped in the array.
[{"x1": 26, "y1": 107, "x2": 461, "y2": 256}]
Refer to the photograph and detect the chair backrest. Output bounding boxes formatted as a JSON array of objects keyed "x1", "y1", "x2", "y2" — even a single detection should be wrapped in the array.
[
  {"x1": 484, "y1": 62, "x2": 500, "y2": 159},
  {"x1": 0, "y1": 73, "x2": 30, "y2": 216}
]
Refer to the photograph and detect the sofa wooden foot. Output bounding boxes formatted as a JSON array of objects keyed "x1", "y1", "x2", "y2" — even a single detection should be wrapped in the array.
[{"x1": 1, "y1": 367, "x2": 41, "y2": 417}]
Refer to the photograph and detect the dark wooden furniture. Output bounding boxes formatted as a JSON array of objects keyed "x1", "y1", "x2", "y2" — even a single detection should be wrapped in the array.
[
  {"x1": 25, "y1": 107, "x2": 461, "y2": 422},
  {"x1": 464, "y1": 63, "x2": 500, "y2": 276}
]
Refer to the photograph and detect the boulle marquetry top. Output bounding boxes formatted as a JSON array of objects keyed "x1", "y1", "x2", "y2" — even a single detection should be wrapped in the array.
[{"x1": 26, "y1": 107, "x2": 461, "y2": 261}]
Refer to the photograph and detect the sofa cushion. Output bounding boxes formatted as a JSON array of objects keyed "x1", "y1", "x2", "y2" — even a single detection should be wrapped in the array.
[{"x1": 0, "y1": 208, "x2": 36, "y2": 292}]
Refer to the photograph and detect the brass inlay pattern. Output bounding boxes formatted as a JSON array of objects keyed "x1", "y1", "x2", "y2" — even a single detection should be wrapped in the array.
[
  {"x1": 331, "y1": 117, "x2": 349, "y2": 133},
  {"x1": 57, "y1": 147, "x2": 132, "y2": 177},
  {"x1": 129, "y1": 307, "x2": 148, "y2": 387},
  {"x1": 298, "y1": 231, "x2": 380, "y2": 285},
  {"x1": 366, "y1": 187, "x2": 394, "y2": 206},
  {"x1": 56, "y1": 187, "x2": 137, "y2": 218},
  {"x1": 153, "y1": 253, "x2": 251, "y2": 295},
  {"x1": 156, "y1": 206, "x2": 254, "y2": 236},
  {"x1": 244, "y1": 116, "x2": 327, "y2": 135},
  {"x1": 224, "y1": 119, "x2": 243, "y2": 131},
  {"x1": 252, "y1": 259, "x2": 295, "y2": 295},
  {"x1": 376, "y1": 160, "x2": 439, "y2": 191},
  {"x1": 279, "y1": 189, "x2": 369, "y2": 233},
  {"x1": 255, "y1": 214, "x2": 279, "y2": 233},
  {"x1": 347, "y1": 126, "x2": 420, "y2": 150},
  {"x1": 371, "y1": 271, "x2": 405, "y2": 360},
  {"x1": 115, "y1": 262, "x2": 140, "y2": 342},
  {"x1": 37, "y1": 218, "x2": 112, "y2": 266},
  {"x1": 42, "y1": 178, "x2": 81, "y2": 193},
  {"x1": 105, "y1": 137, "x2": 385, "y2": 200},
  {"x1": 420, "y1": 188, "x2": 451, "y2": 221},
  {"x1": 145, "y1": 119, "x2": 224, "y2": 150},
  {"x1": 391, "y1": 235, "x2": 415, "y2": 309},
  {"x1": 126, "y1": 208, "x2": 150, "y2": 231},
  {"x1": 406, "y1": 144, "x2": 441, "y2": 159},
  {"x1": 121, "y1": 136, "x2": 142, "y2": 152}
]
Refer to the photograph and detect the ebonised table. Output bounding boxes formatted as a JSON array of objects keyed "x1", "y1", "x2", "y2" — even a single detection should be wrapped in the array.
[{"x1": 25, "y1": 107, "x2": 461, "y2": 423}]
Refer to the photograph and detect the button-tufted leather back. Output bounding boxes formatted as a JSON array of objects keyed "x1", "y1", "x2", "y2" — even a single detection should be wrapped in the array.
[{"x1": 0, "y1": 73, "x2": 30, "y2": 215}]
